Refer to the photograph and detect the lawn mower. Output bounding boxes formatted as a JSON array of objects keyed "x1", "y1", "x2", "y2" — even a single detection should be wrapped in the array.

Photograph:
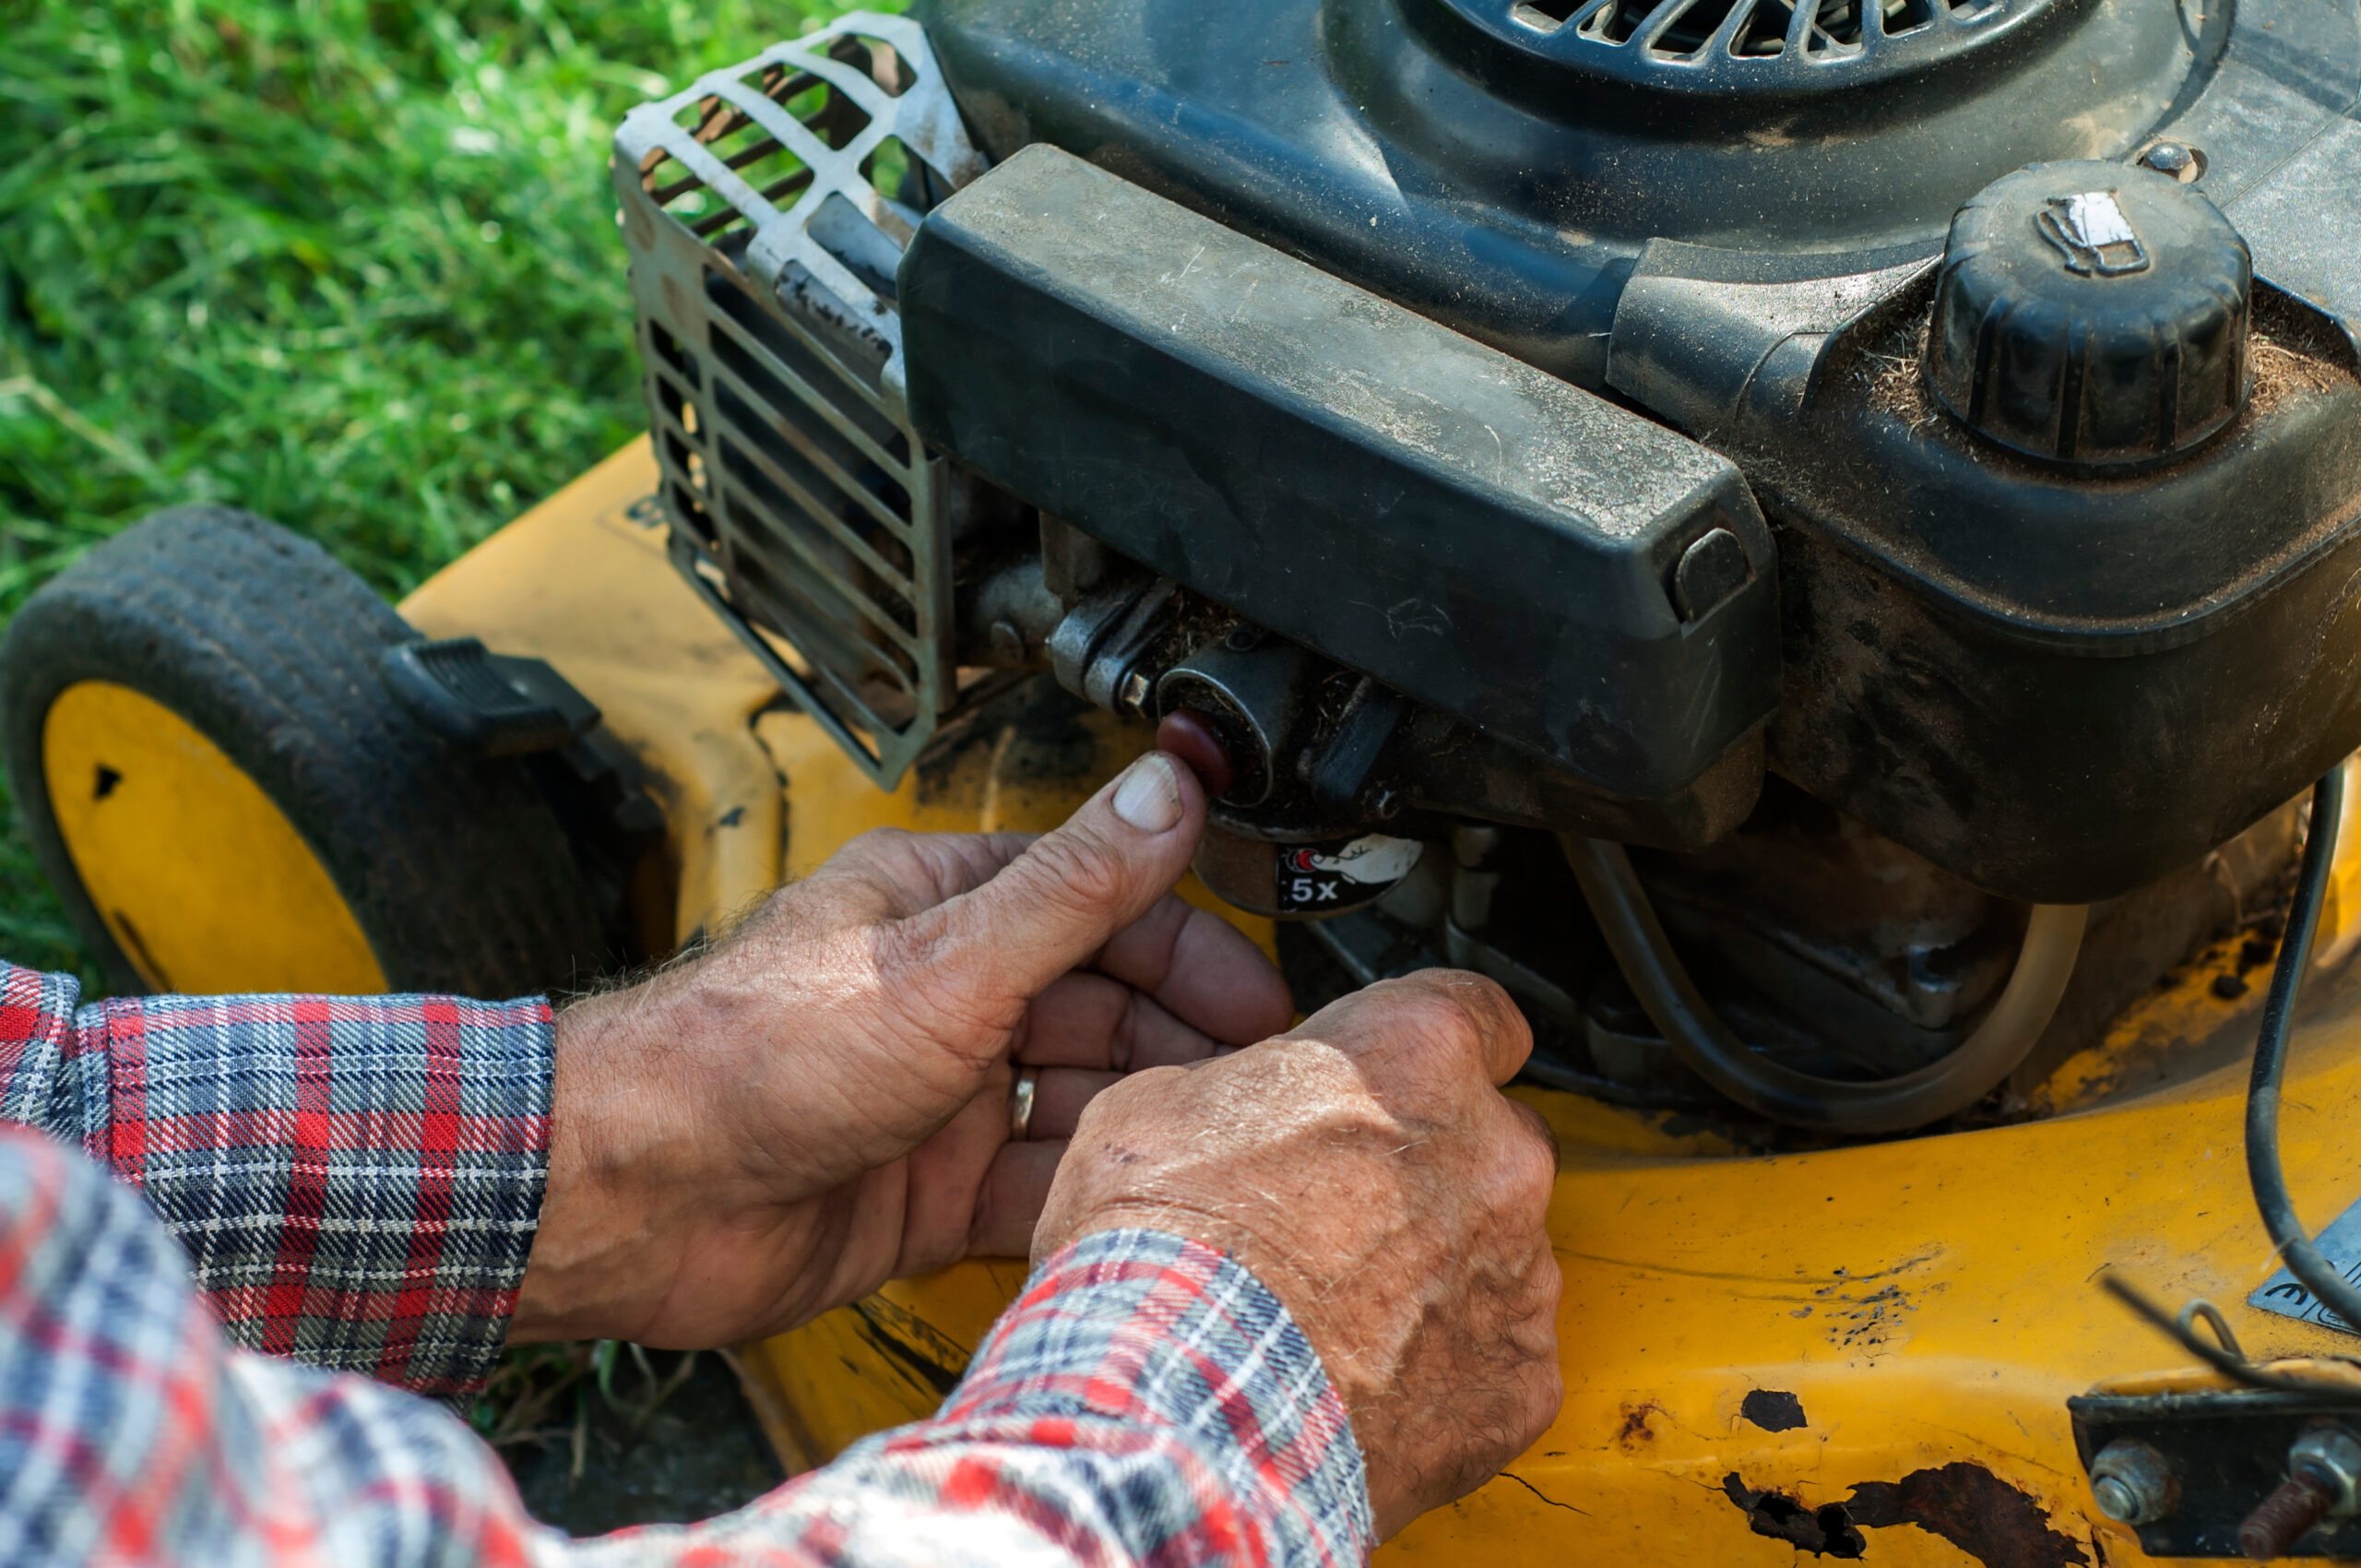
[{"x1": 7, "y1": 0, "x2": 2361, "y2": 1558}]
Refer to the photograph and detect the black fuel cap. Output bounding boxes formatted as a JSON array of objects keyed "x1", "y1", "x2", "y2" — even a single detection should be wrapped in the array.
[{"x1": 1926, "y1": 160, "x2": 2251, "y2": 468}]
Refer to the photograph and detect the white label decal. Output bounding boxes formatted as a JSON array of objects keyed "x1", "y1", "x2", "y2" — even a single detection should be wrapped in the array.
[{"x1": 2250, "y1": 1198, "x2": 2361, "y2": 1335}]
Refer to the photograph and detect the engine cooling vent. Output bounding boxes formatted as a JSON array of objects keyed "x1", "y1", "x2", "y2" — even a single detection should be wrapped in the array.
[
  {"x1": 1447, "y1": 0, "x2": 2024, "y2": 88},
  {"x1": 613, "y1": 14, "x2": 986, "y2": 788}
]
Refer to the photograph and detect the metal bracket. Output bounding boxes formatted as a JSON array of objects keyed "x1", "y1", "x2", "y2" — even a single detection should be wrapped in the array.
[{"x1": 615, "y1": 14, "x2": 985, "y2": 789}]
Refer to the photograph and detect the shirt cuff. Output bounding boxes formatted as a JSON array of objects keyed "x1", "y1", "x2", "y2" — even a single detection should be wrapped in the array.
[
  {"x1": 924, "y1": 1227, "x2": 1373, "y2": 1566},
  {"x1": 0, "y1": 960, "x2": 556, "y2": 1396}
]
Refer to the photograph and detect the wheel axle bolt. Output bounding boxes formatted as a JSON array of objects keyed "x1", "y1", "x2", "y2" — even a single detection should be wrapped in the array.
[
  {"x1": 2091, "y1": 1439, "x2": 2177, "y2": 1526},
  {"x1": 2240, "y1": 1427, "x2": 2361, "y2": 1559}
]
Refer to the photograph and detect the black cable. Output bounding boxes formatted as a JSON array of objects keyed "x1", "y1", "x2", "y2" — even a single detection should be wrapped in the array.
[
  {"x1": 1562, "y1": 835, "x2": 2086, "y2": 1134},
  {"x1": 2246, "y1": 766, "x2": 2361, "y2": 1333},
  {"x1": 2101, "y1": 1273, "x2": 2361, "y2": 1396}
]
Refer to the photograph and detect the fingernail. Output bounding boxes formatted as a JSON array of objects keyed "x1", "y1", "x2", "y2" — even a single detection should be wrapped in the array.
[{"x1": 1111, "y1": 753, "x2": 1185, "y2": 833}]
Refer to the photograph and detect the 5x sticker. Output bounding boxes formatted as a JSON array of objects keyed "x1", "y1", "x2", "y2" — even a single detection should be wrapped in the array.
[{"x1": 1274, "y1": 834, "x2": 1424, "y2": 915}]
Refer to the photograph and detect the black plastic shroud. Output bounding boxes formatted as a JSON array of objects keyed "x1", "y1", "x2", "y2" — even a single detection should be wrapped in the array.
[
  {"x1": 911, "y1": 0, "x2": 2361, "y2": 903},
  {"x1": 900, "y1": 146, "x2": 1780, "y2": 803},
  {"x1": 913, "y1": 0, "x2": 2208, "y2": 385}
]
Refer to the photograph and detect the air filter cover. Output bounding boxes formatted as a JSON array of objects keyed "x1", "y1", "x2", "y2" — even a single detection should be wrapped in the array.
[{"x1": 1927, "y1": 161, "x2": 2252, "y2": 468}]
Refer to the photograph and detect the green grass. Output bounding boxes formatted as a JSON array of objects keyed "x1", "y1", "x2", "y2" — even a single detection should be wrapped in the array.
[{"x1": 1, "y1": 0, "x2": 892, "y2": 991}]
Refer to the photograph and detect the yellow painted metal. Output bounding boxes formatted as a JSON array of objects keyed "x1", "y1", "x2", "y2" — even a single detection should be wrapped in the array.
[
  {"x1": 399, "y1": 438, "x2": 793, "y2": 944},
  {"x1": 42, "y1": 681, "x2": 386, "y2": 994},
  {"x1": 412, "y1": 440, "x2": 2361, "y2": 1563}
]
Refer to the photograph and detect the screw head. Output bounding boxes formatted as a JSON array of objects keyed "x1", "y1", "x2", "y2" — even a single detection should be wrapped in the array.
[
  {"x1": 2093, "y1": 1475, "x2": 2142, "y2": 1523},
  {"x1": 2139, "y1": 141, "x2": 2204, "y2": 182},
  {"x1": 2092, "y1": 1439, "x2": 2178, "y2": 1526}
]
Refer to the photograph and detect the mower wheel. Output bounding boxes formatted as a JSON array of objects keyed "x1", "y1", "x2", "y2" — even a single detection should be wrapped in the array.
[{"x1": 0, "y1": 505, "x2": 606, "y2": 999}]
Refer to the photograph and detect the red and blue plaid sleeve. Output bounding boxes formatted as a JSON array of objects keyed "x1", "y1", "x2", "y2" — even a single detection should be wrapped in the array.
[
  {"x1": 0, "y1": 1127, "x2": 540, "y2": 1566},
  {"x1": 570, "y1": 1227, "x2": 1373, "y2": 1566},
  {"x1": 1, "y1": 1123, "x2": 1373, "y2": 1568},
  {"x1": 0, "y1": 960, "x2": 552, "y2": 1396}
]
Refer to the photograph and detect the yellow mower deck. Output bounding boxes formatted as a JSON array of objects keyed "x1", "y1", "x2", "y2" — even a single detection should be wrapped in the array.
[{"x1": 389, "y1": 439, "x2": 2361, "y2": 1564}]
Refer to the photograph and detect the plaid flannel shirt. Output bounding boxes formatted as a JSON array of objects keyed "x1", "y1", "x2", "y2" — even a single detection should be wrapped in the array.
[{"x1": 0, "y1": 961, "x2": 1371, "y2": 1566}]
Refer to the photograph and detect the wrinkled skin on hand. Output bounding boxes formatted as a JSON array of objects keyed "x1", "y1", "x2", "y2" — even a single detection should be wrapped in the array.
[
  {"x1": 1034, "y1": 970, "x2": 1565, "y2": 1540},
  {"x1": 511, "y1": 752, "x2": 1293, "y2": 1348}
]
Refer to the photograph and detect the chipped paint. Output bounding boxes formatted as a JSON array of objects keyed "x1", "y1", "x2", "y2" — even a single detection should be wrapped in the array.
[
  {"x1": 1849, "y1": 1464, "x2": 2091, "y2": 1568},
  {"x1": 1724, "y1": 1466, "x2": 2093, "y2": 1568},
  {"x1": 1740, "y1": 1389, "x2": 1809, "y2": 1432}
]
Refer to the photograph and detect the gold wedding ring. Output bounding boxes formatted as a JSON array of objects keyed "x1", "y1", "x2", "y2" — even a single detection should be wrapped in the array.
[{"x1": 1009, "y1": 1065, "x2": 1039, "y2": 1143}]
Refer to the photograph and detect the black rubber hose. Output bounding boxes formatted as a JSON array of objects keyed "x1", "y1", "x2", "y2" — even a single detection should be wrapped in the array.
[
  {"x1": 2245, "y1": 768, "x2": 2361, "y2": 1329},
  {"x1": 1563, "y1": 835, "x2": 2088, "y2": 1134}
]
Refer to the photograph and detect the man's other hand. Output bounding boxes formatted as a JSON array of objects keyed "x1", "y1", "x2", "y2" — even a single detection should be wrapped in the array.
[
  {"x1": 1033, "y1": 969, "x2": 1564, "y2": 1540},
  {"x1": 512, "y1": 751, "x2": 1292, "y2": 1348}
]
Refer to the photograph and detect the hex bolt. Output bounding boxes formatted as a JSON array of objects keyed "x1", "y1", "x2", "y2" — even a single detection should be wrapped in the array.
[
  {"x1": 2240, "y1": 1427, "x2": 2361, "y2": 1560},
  {"x1": 2090, "y1": 1440, "x2": 2177, "y2": 1526},
  {"x1": 2296, "y1": 1427, "x2": 2361, "y2": 1515}
]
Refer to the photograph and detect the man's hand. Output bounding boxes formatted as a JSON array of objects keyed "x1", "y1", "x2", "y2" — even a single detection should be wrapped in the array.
[
  {"x1": 512, "y1": 752, "x2": 1292, "y2": 1348},
  {"x1": 1033, "y1": 969, "x2": 1563, "y2": 1540}
]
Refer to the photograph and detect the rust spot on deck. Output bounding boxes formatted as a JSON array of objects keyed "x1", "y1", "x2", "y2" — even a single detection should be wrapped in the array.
[
  {"x1": 1848, "y1": 1462, "x2": 2089, "y2": 1568},
  {"x1": 1723, "y1": 1462, "x2": 2092, "y2": 1567},
  {"x1": 1616, "y1": 1400, "x2": 1662, "y2": 1449}
]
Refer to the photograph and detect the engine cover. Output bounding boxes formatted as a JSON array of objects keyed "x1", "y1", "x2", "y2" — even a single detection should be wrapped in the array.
[
  {"x1": 911, "y1": 0, "x2": 2361, "y2": 901},
  {"x1": 913, "y1": 0, "x2": 2242, "y2": 384}
]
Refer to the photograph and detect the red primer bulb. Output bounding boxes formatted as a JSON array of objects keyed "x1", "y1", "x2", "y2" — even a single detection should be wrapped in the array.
[{"x1": 1155, "y1": 709, "x2": 1236, "y2": 801}]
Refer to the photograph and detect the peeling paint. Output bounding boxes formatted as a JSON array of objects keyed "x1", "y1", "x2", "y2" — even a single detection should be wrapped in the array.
[
  {"x1": 1848, "y1": 1463, "x2": 2089, "y2": 1568},
  {"x1": 1724, "y1": 1474, "x2": 1867, "y2": 1558},
  {"x1": 1724, "y1": 1464, "x2": 2092, "y2": 1568},
  {"x1": 1811, "y1": 1253, "x2": 1942, "y2": 1352},
  {"x1": 1741, "y1": 1388, "x2": 1809, "y2": 1432}
]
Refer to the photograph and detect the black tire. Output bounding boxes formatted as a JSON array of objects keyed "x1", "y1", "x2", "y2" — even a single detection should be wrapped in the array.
[{"x1": 0, "y1": 505, "x2": 606, "y2": 999}]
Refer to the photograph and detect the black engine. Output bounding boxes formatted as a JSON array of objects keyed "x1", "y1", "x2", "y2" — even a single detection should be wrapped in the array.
[{"x1": 616, "y1": 0, "x2": 2361, "y2": 1133}]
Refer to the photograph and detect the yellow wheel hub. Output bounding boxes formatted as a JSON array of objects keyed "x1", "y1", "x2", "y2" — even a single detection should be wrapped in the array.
[{"x1": 42, "y1": 681, "x2": 386, "y2": 994}]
